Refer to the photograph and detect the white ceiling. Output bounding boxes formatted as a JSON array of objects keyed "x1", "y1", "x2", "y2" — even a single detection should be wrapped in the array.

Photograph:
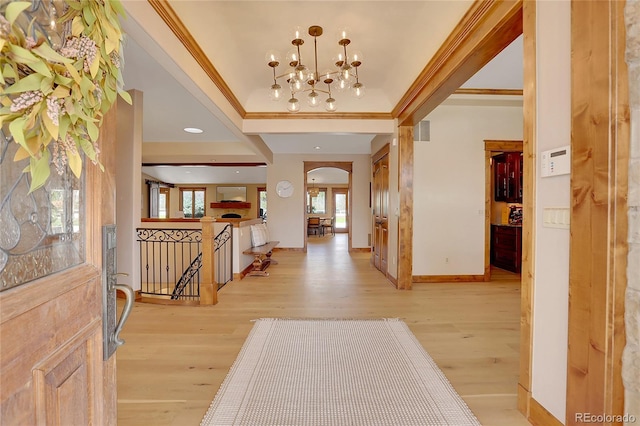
[{"x1": 121, "y1": 1, "x2": 523, "y2": 185}]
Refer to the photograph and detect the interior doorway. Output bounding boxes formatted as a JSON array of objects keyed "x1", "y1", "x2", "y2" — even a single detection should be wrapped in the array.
[
  {"x1": 483, "y1": 140, "x2": 523, "y2": 281},
  {"x1": 303, "y1": 162, "x2": 353, "y2": 253}
]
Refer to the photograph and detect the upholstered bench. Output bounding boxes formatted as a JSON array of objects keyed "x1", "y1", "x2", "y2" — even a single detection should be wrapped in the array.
[
  {"x1": 243, "y1": 223, "x2": 278, "y2": 277},
  {"x1": 243, "y1": 241, "x2": 279, "y2": 277}
]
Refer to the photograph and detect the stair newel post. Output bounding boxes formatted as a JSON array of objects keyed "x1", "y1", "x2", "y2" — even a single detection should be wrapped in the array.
[{"x1": 200, "y1": 216, "x2": 218, "y2": 305}]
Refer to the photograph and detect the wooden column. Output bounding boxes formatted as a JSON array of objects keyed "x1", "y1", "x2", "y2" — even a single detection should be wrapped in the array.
[
  {"x1": 623, "y1": 0, "x2": 640, "y2": 420},
  {"x1": 518, "y1": 0, "x2": 536, "y2": 417},
  {"x1": 397, "y1": 125, "x2": 413, "y2": 290},
  {"x1": 199, "y1": 217, "x2": 218, "y2": 305},
  {"x1": 567, "y1": 1, "x2": 629, "y2": 423}
]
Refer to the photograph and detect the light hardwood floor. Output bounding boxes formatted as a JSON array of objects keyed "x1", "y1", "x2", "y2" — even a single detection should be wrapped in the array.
[{"x1": 117, "y1": 234, "x2": 530, "y2": 425}]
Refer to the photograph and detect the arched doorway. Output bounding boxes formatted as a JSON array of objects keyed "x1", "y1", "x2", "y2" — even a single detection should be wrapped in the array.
[{"x1": 303, "y1": 162, "x2": 352, "y2": 253}]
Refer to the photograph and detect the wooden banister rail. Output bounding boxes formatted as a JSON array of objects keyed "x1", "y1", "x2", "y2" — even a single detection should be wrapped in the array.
[{"x1": 199, "y1": 217, "x2": 217, "y2": 305}]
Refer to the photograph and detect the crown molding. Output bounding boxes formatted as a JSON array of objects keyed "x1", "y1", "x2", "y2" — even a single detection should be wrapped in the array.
[
  {"x1": 147, "y1": 0, "x2": 246, "y2": 118},
  {"x1": 455, "y1": 88, "x2": 523, "y2": 96},
  {"x1": 243, "y1": 112, "x2": 393, "y2": 120}
]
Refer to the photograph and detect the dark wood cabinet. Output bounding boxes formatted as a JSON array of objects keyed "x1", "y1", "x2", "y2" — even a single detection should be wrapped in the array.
[
  {"x1": 494, "y1": 152, "x2": 523, "y2": 203},
  {"x1": 491, "y1": 225, "x2": 522, "y2": 273}
]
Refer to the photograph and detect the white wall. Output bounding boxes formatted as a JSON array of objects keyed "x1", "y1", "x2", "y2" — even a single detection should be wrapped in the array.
[
  {"x1": 531, "y1": 1, "x2": 571, "y2": 421},
  {"x1": 267, "y1": 153, "x2": 371, "y2": 248},
  {"x1": 116, "y1": 91, "x2": 143, "y2": 291},
  {"x1": 413, "y1": 104, "x2": 523, "y2": 275}
]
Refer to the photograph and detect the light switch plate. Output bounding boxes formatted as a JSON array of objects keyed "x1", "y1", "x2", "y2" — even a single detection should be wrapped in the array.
[{"x1": 543, "y1": 207, "x2": 570, "y2": 229}]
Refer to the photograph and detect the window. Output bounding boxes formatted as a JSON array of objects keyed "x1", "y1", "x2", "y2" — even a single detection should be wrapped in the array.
[
  {"x1": 159, "y1": 187, "x2": 170, "y2": 218},
  {"x1": 307, "y1": 188, "x2": 327, "y2": 214},
  {"x1": 258, "y1": 186, "x2": 267, "y2": 218},
  {"x1": 180, "y1": 188, "x2": 206, "y2": 218}
]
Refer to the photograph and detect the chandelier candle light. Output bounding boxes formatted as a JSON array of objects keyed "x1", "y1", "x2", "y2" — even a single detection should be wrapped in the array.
[{"x1": 266, "y1": 26, "x2": 365, "y2": 113}]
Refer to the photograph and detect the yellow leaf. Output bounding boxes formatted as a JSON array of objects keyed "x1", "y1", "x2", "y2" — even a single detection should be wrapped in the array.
[
  {"x1": 33, "y1": 43, "x2": 73, "y2": 64},
  {"x1": 51, "y1": 86, "x2": 70, "y2": 99},
  {"x1": 13, "y1": 146, "x2": 32, "y2": 161},
  {"x1": 25, "y1": 134, "x2": 41, "y2": 155},
  {"x1": 104, "y1": 37, "x2": 116, "y2": 55},
  {"x1": 42, "y1": 109, "x2": 59, "y2": 141},
  {"x1": 118, "y1": 90, "x2": 132, "y2": 105},
  {"x1": 67, "y1": 150, "x2": 83, "y2": 178},
  {"x1": 72, "y1": 16, "x2": 84, "y2": 37},
  {"x1": 89, "y1": 51, "x2": 100, "y2": 78},
  {"x1": 64, "y1": 63, "x2": 82, "y2": 84},
  {"x1": 28, "y1": 150, "x2": 51, "y2": 193},
  {"x1": 5, "y1": 2, "x2": 30, "y2": 25}
]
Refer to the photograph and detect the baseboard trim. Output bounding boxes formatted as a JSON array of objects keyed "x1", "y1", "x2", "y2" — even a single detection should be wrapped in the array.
[
  {"x1": 350, "y1": 247, "x2": 372, "y2": 253},
  {"x1": 529, "y1": 396, "x2": 563, "y2": 426},
  {"x1": 517, "y1": 383, "x2": 531, "y2": 418},
  {"x1": 236, "y1": 264, "x2": 255, "y2": 280},
  {"x1": 386, "y1": 273, "x2": 398, "y2": 288},
  {"x1": 412, "y1": 274, "x2": 485, "y2": 283}
]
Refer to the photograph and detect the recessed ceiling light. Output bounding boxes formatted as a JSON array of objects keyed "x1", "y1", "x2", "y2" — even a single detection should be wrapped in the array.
[
  {"x1": 235, "y1": 170, "x2": 240, "y2": 174},
  {"x1": 314, "y1": 146, "x2": 321, "y2": 150},
  {"x1": 184, "y1": 127, "x2": 203, "y2": 134}
]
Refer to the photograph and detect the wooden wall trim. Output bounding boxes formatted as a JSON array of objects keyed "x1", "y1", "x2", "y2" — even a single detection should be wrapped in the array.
[
  {"x1": 393, "y1": 0, "x2": 523, "y2": 125},
  {"x1": 386, "y1": 273, "x2": 398, "y2": 289},
  {"x1": 518, "y1": 0, "x2": 535, "y2": 414},
  {"x1": 350, "y1": 248, "x2": 372, "y2": 253},
  {"x1": 303, "y1": 162, "x2": 353, "y2": 174},
  {"x1": 529, "y1": 395, "x2": 563, "y2": 426},
  {"x1": 484, "y1": 140, "x2": 523, "y2": 152},
  {"x1": 244, "y1": 112, "x2": 393, "y2": 120},
  {"x1": 397, "y1": 125, "x2": 413, "y2": 290},
  {"x1": 455, "y1": 88, "x2": 523, "y2": 96},
  {"x1": 372, "y1": 144, "x2": 391, "y2": 164},
  {"x1": 147, "y1": 0, "x2": 246, "y2": 118},
  {"x1": 412, "y1": 275, "x2": 485, "y2": 283},
  {"x1": 567, "y1": 0, "x2": 628, "y2": 422}
]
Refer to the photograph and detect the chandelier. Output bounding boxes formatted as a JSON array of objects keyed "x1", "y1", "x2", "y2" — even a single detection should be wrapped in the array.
[
  {"x1": 309, "y1": 179, "x2": 320, "y2": 197},
  {"x1": 266, "y1": 26, "x2": 365, "y2": 113}
]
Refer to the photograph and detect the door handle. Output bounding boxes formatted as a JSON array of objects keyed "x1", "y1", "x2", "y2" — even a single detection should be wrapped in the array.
[
  {"x1": 112, "y1": 283, "x2": 134, "y2": 347},
  {"x1": 102, "y1": 225, "x2": 135, "y2": 360}
]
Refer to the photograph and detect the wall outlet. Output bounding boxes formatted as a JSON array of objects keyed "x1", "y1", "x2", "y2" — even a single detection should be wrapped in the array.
[{"x1": 445, "y1": 257, "x2": 449, "y2": 264}]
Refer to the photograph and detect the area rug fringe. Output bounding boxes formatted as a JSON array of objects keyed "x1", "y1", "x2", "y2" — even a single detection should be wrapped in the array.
[{"x1": 201, "y1": 318, "x2": 480, "y2": 426}]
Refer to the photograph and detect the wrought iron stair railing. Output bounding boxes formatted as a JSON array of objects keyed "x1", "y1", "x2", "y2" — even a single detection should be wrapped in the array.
[{"x1": 136, "y1": 223, "x2": 233, "y2": 302}]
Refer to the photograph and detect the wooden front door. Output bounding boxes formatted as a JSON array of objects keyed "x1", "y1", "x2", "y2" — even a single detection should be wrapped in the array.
[
  {"x1": 372, "y1": 151, "x2": 389, "y2": 274},
  {"x1": 0, "y1": 110, "x2": 118, "y2": 424}
]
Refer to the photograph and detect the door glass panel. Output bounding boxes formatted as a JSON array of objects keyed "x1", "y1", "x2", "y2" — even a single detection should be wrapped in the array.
[
  {"x1": 335, "y1": 193, "x2": 347, "y2": 229},
  {"x1": 1, "y1": 130, "x2": 85, "y2": 291}
]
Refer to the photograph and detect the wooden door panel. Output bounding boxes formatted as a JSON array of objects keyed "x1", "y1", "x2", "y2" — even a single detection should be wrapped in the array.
[
  {"x1": 372, "y1": 153, "x2": 389, "y2": 274},
  {"x1": 1, "y1": 108, "x2": 117, "y2": 424},
  {"x1": 34, "y1": 321, "x2": 102, "y2": 426},
  {"x1": 1, "y1": 269, "x2": 103, "y2": 424}
]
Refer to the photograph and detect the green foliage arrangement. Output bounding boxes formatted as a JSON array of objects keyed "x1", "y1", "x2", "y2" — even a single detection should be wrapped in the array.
[{"x1": 0, "y1": 0, "x2": 131, "y2": 191}]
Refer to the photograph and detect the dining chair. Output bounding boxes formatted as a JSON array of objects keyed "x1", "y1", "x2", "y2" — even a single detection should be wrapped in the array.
[
  {"x1": 307, "y1": 217, "x2": 321, "y2": 236},
  {"x1": 321, "y1": 217, "x2": 334, "y2": 236}
]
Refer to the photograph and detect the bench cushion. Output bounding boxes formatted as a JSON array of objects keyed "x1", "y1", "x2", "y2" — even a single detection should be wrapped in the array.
[{"x1": 250, "y1": 223, "x2": 269, "y2": 247}]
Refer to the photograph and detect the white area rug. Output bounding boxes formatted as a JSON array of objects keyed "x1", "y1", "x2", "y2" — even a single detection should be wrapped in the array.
[{"x1": 201, "y1": 318, "x2": 480, "y2": 426}]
